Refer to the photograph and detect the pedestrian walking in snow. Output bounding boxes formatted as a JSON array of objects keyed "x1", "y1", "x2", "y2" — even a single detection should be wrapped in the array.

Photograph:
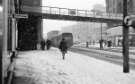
[
  {"x1": 59, "y1": 38, "x2": 68, "y2": 60},
  {"x1": 107, "y1": 40, "x2": 112, "y2": 47},
  {"x1": 41, "y1": 39, "x2": 46, "y2": 50},
  {"x1": 46, "y1": 39, "x2": 51, "y2": 50}
]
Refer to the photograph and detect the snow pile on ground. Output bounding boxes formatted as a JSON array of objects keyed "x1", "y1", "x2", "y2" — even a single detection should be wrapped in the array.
[{"x1": 14, "y1": 48, "x2": 135, "y2": 84}]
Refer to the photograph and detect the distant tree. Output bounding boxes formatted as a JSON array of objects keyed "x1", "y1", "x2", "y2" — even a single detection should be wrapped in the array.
[{"x1": 91, "y1": 4, "x2": 106, "y2": 16}]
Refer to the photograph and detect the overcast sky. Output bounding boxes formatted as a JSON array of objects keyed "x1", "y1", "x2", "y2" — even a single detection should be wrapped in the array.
[
  {"x1": 0, "y1": 0, "x2": 106, "y2": 37},
  {"x1": 0, "y1": 0, "x2": 106, "y2": 36},
  {"x1": 42, "y1": 0, "x2": 105, "y2": 10},
  {"x1": 43, "y1": 0, "x2": 106, "y2": 35}
]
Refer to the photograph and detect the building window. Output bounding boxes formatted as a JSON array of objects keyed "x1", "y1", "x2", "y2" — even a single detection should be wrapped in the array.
[
  {"x1": 117, "y1": 3, "x2": 123, "y2": 13},
  {"x1": 128, "y1": 0, "x2": 133, "y2": 14}
]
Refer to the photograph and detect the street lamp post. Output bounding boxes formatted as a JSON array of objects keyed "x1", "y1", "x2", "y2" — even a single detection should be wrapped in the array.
[{"x1": 123, "y1": 0, "x2": 129, "y2": 73}]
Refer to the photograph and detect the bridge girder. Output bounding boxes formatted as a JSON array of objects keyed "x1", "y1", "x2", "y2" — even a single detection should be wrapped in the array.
[{"x1": 26, "y1": 12, "x2": 122, "y2": 25}]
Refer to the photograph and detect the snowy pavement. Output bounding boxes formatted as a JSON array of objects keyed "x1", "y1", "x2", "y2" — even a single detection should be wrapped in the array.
[{"x1": 13, "y1": 47, "x2": 135, "y2": 84}]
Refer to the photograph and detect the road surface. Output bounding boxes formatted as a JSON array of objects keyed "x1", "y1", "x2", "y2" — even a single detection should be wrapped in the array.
[{"x1": 70, "y1": 47, "x2": 135, "y2": 70}]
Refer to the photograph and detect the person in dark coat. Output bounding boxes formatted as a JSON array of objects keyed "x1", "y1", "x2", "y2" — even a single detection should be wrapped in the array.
[
  {"x1": 46, "y1": 39, "x2": 51, "y2": 50},
  {"x1": 41, "y1": 39, "x2": 46, "y2": 50},
  {"x1": 59, "y1": 38, "x2": 68, "y2": 60},
  {"x1": 107, "y1": 40, "x2": 112, "y2": 47}
]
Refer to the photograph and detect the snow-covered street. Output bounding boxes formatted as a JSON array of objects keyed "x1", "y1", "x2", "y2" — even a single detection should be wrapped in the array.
[{"x1": 13, "y1": 47, "x2": 135, "y2": 84}]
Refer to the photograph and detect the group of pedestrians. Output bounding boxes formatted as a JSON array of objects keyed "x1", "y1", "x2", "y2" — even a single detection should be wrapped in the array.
[
  {"x1": 41, "y1": 38, "x2": 69, "y2": 60},
  {"x1": 40, "y1": 39, "x2": 51, "y2": 50},
  {"x1": 99, "y1": 40, "x2": 112, "y2": 48}
]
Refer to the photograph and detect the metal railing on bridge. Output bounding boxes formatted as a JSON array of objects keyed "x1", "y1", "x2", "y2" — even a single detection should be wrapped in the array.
[{"x1": 21, "y1": 6, "x2": 123, "y2": 20}]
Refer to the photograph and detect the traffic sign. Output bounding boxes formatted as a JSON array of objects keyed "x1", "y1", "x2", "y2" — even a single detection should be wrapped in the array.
[{"x1": 14, "y1": 14, "x2": 28, "y2": 18}]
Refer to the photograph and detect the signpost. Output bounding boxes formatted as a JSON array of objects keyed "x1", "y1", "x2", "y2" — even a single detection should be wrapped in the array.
[{"x1": 14, "y1": 14, "x2": 28, "y2": 18}]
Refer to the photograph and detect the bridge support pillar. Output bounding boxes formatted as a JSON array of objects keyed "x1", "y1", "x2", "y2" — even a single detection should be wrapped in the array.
[{"x1": 18, "y1": 16, "x2": 40, "y2": 50}]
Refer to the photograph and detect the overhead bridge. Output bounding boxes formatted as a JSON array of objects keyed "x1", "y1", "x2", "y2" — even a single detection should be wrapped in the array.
[{"x1": 21, "y1": 6, "x2": 123, "y2": 24}]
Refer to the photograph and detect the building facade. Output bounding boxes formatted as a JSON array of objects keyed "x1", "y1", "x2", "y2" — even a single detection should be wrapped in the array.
[
  {"x1": 62, "y1": 22, "x2": 107, "y2": 44},
  {"x1": 106, "y1": 26, "x2": 135, "y2": 46},
  {"x1": 106, "y1": 0, "x2": 135, "y2": 14},
  {"x1": 106, "y1": 0, "x2": 135, "y2": 46}
]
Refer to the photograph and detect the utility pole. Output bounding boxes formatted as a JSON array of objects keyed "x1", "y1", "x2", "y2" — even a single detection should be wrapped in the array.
[{"x1": 123, "y1": 0, "x2": 129, "y2": 73}]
